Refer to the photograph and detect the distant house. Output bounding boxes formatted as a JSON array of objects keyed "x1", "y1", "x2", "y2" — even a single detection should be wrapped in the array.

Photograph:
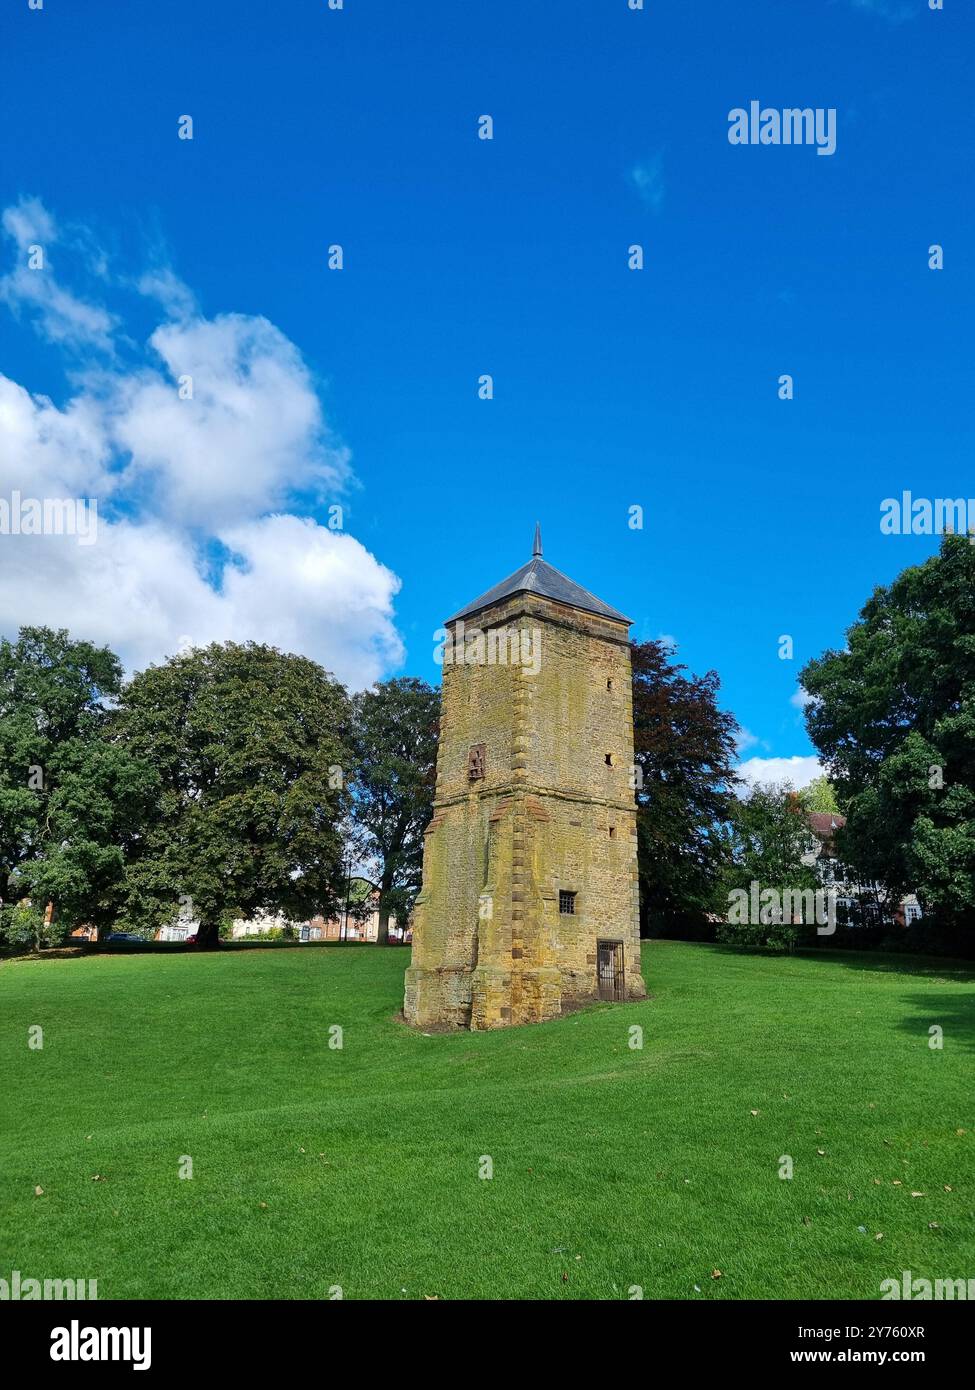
[
  {"x1": 802, "y1": 811, "x2": 922, "y2": 926},
  {"x1": 299, "y1": 880, "x2": 408, "y2": 943},
  {"x1": 219, "y1": 879, "x2": 407, "y2": 943},
  {"x1": 149, "y1": 877, "x2": 410, "y2": 943},
  {"x1": 156, "y1": 917, "x2": 194, "y2": 943}
]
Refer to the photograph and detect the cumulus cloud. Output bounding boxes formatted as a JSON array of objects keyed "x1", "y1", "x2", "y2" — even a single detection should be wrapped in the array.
[
  {"x1": 737, "y1": 755, "x2": 824, "y2": 791},
  {"x1": 107, "y1": 313, "x2": 349, "y2": 526},
  {"x1": 0, "y1": 198, "x2": 403, "y2": 688}
]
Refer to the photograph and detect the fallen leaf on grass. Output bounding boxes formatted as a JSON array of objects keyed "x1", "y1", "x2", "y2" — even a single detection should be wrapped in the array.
[
  {"x1": 712, "y1": 1269, "x2": 723, "y2": 1279},
  {"x1": 34, "y1": 1186, "x2": 43, "y2": 1196}
]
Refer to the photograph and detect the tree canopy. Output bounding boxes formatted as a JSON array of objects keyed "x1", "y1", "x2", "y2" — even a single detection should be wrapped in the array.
[
  {"x1": 715, "y1": 782, "x2": 820, "y2": 949},
  {"x1": 0, "y1": 627, "x2": 157, "y2": 946},
  {"x1": 114, "y1": 641, "x2": 353, "y2": 946},
  {"x1": 799, "y1": 775, "x2": 840, "y2": 814},
  {"x1": 349, "y1": 676, "x2": 439, "y2": 943},
  {"x1": 631, "y1": 639, "x2": 740, "y2": 933},
  {"x1": 800, "y1": 534, "x2": 975, "y2": 926}
]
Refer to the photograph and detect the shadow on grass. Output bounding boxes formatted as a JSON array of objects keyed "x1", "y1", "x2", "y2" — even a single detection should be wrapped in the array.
[
  {"x1": 685, "y1": 940, "x2": 975, "y2": 982},
  {"x1": 894, "y1": 990, "x2": 975, "y2": 1054}
]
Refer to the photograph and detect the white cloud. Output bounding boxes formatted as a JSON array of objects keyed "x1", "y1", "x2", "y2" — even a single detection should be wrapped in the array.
[
  {"x1": 735, "y1": 727, "x2": 768, "y2": 754},
  {"x1": 0, "y1": 374, "x2": 111, "y2": 499},
  {"x1": 0, "y1": 197, "x2": 117, "y2": 351},
  {"x1": 136, "y1": 267, "x2": 198, "y2": 320},
  {"x1": 737, "y1": 755, "x2": 824, "y2": 791},
  {"x1": 629, "y1": 156, "x2": 665, "y2": 212},
  {"x1": 848, "y1": 0, "x2": 920, "y2": 23},
  {"x1": 791, "y1": 687, "x2": 816, "y2": 710},
  {"x1": 0, "y1": 198, "x2": 403, "y2": 689},
  {"x1": 107, "y1": 313, "x2": 349, "y2": 527},
  {"x1": 0, "y1": 511, "x2": 402, "y2": 688}
]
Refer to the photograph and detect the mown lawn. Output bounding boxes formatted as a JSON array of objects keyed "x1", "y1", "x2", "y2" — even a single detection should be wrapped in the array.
[{"x1": 1, "y1": 941, "x2": 973, "y2": 1300}]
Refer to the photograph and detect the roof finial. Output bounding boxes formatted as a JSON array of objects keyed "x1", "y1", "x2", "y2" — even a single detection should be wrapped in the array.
[{"x1": 532, "y1": 522, "x2": 542, "y2": 558}]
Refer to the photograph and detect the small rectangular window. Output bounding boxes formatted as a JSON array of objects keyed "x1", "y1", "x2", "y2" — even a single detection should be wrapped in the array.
[
  {"x1": 559, "y1": 890, "x2": 576, "y2": 915},
  {"x1": 467, "y1": 743, "x2": 486, "y2": 780}
]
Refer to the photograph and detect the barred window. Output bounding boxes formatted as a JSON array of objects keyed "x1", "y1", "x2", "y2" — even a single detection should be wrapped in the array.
[
  {"x1": 559, "y1": 890, "x2": 576, "y2": 915},
  {"x1": 467, "y1": 743, "x2": 486, "y2": 780}
]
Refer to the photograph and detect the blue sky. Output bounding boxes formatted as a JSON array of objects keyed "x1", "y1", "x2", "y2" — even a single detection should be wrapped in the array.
[{"x1": 1, "y1": 0, "x2": 971, "y2": 784}]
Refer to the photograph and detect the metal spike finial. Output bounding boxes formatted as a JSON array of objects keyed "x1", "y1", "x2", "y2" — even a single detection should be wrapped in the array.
[{"x1": 532, "y1": 522, "x2": 542, "y2": 558}]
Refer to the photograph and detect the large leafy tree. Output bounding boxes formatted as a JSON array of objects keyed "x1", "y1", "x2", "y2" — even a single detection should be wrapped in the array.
[
  {"x1": 631, "y1": 639, "x2": 740, "y2": 933},
  {"x1": 0, "y1": 627, "x2": 157, "y2": 943},
  {"x1": 799, "y1": 775, "x2": 840, "y2": 814},
  {"x1": 115, "y1": 641, "x2": 352, "y2": 946},
  {"x1": 800, "y1": 534, "x2": 975, "y2": 926},
  {"x1": 714, "y1": 782, "x2": 820, "y2": 947},
  {"x1": 350, "y1": 677, "x2": 439, "y2": 944}
]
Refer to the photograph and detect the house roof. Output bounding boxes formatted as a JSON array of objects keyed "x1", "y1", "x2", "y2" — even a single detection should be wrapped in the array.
[
  {"x1": 446, "y1": 526, "x2": 632, "y2": 625},
  {"x1": 808, "y1": 811, "x2": 846, "y2": 837}
]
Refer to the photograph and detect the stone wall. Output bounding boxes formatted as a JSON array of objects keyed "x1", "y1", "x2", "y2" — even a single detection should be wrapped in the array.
[{"x1": 404, "y1": 592, "x2": 645, "y2": 1030}]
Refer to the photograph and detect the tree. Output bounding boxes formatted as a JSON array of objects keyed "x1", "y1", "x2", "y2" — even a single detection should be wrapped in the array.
[
  {"x1": 799, "y1": 775, "x2": 840, "y2": 814},
  {"x1": 631, "y1": 640, "x2": 740, "y2": 933},
  {"x1": 115, "y1": 641, "x2": 352, "y2": 947},
  {"x1": 0, "y1": 627, "x2": 157, "y2": 945},
  {"x1": 715, "y1": 782, "x2": 820, "y2": 949},
  {"x1": 349, "y1": 677, "x2": 439, "y2": 944},
  {"x1": 800, "y1": 534, "x2": 975, "y2": 927}
]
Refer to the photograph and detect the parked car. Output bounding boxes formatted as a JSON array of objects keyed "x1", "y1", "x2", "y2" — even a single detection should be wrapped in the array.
[{"x1": 103, "y1": 932, "x2": 148, "y2": 945}]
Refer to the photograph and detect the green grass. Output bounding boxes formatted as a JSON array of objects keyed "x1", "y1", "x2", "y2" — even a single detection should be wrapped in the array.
[{"x1": 1, "y1": 941, "x2": 973, "y2": 1300}]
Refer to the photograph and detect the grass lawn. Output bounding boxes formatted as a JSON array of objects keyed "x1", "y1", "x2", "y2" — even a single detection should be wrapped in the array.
[{"x1": 1, "y1": 941, "x2": 973, "y2": 1300}]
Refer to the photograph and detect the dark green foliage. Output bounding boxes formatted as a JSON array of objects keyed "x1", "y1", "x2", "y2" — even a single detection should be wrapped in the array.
[
  {"x1": 0, "y1": 627, "x2": 157, "y2": 948},
  {"x1": 349, "y1": 677, "x2": 439, "y2": 942},
  {"x1": 631, "y1": 640, "x2": 740, "y2": 934},
  {"x1": 715, "y1": 782, "x2": 820, "y2": 950},
  {"x1": 115, "y1": 641, "x2": 353, "y2": 946},
  {"x1": 801, "y1": 534, "x2": 975, "y2": 926}
]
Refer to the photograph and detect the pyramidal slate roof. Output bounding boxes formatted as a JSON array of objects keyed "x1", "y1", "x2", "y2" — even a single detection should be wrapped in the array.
[{"x1": 447, "y1": 526, "x2": 631, "y2": 625}]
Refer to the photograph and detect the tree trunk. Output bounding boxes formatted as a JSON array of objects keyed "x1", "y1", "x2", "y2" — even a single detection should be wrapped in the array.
[
  {"x1": 376, "y1": 906, "x2": 390, "y2": 946},
  {"x1": 195, "y1": 918, "x2": 221, "y2": 949}
]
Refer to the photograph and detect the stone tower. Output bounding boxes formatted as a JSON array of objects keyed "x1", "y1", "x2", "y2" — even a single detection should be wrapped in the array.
[{"x1": 404, "y1": 528, "x2": 646, "y2": 1030}]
